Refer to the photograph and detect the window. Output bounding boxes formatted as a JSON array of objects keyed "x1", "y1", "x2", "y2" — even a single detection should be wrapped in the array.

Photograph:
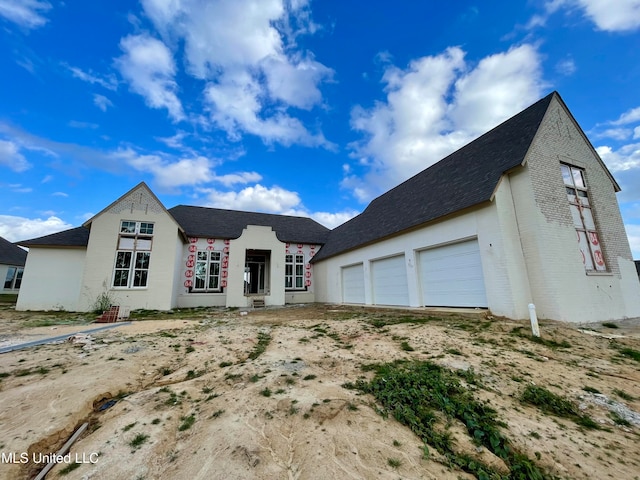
[
  {"x1": 561, "y1": 164, "x2": 606, "y2": 271},
  {"x1": 4, "y1": 267, "x2": 23, "y2": 289},
  {"x1": 285, "y1": 254, "x2": 305, "y2": 289},
  {"x1": 194, "y1": 251, "x2": 221, "y2": 291},
  {"x1": 113, "y1": 221, "x2": 154, "y2": 288}
]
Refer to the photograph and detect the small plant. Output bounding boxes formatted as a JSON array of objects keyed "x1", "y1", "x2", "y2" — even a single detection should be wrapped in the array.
[
  {"x1": 59, "y1": 462, "x2": 82, "y2": 475},
  {"x1": 602, "y1": 322, "x2": 619, "y2": 329},
  {"x1": 211, "y1": 409, "x2": 225, "y2": 418},
  {"x1": 619, "y1": 347, "x2": 640, "y2": 362},
  {"x1": 92, "y1": 283, "x2": 116, "y2": 314},
  {"x1": 219, "y1": 361, "x2": 233, "y2": 368},
  {"x1": 129, "y1": 433, "x2": 149, "y2": 449},
  {"x1": 613, "y1": 388, "x2": 635, "y2": 401},
  {"x1": 400, "y1": 341, "x2": 415, "y2": 352},
  {"x1": 303, "y1": 374, "x2": 317, "y2": 381},
  {"x1": 248, "y1": 332, "x2": 271, "y2": 360},
  {"x1": 521, "y1": 385, "x2": 600, "y2": 430},
  {"x1": 185, "y1": 345, "x2": 195, "y2": 353},
  {"x1": 392, "y1": 439, "x2": 402, "y2": 447},
  {"x1": 123, "y1": 422, "x2": 137, "y2": 432},
  {"x1": 582, "y1": 386, "x2": 601, "y2": 394},
  {"x1": 178, "y1": 414, "x2": 196, "y2": 431},
  {"x1": 387, "y1": 458, "x2": 401, "y2": 469},
  {"x1": 260, "y1": 388, "x2": 272, "y2": 397},
  {"x1": 151, "y1": 418, "x2": 161, "y2": 425}
]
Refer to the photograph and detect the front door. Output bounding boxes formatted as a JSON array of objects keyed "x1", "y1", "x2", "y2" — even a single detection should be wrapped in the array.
[{"x1": 244, "y1": 250, "x2": 270, "y2": 295}]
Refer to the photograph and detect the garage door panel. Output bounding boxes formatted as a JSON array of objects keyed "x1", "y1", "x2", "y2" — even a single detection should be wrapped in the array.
[
  {"x1": 420, "y1": 240, "x2": 487, "y2": 307},
  {"x1": 342, "y1": 264, "x2": 365, "y2": 304},
  {"x1": 372, "y1": 255, "x2": 409, "y2": 306}
]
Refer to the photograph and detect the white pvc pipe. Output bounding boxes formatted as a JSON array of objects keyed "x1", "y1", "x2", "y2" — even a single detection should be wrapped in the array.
[{"x1": 528, "y1": 303, "x2": 540, "y2": 337}]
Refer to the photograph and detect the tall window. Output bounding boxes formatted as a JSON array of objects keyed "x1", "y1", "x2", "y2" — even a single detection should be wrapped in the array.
[
  {"x1": 4, "y1": 267, "x2": 23, "y2": 289},
  {"x1": 285, "y1": 254, "x2": 305, "y2": 289},
  {"x1": 561, "y1": 164, "x2": 606, "y2": 271},
  {"x1": 194, "y1": 251, "x2": 221, "y2": 291},
  {"x1": 113, "y1": 221, "x2": 154, "y2": 288}
]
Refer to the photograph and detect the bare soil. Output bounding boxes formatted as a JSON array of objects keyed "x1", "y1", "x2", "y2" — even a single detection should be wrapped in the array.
[{"x1": 0, "y1": 304, "x2": 639, "y2": 480}]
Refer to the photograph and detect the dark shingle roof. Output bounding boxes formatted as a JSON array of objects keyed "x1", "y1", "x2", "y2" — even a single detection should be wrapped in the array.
[
  {"x1": 312, "y1": 92, "x2": 557, "y2": 262},
  {"x1": 0, "y1": 236, "x2": 27, "y2": 266},
  {"x1": 17, "y1": 227, "x2": 90, "y2": 248},
  {"x1": 168, "y1": 205, "x2": 330, "y2": 244}
]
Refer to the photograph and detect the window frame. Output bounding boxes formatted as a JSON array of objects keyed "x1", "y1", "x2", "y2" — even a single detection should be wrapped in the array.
[
  {"x1": 285, "y1": 253, "x2": 306, "y2": 290},
  {"x1": 4, "y1": 266, "x2": 23, "y2": 290},
  {"x1": 112, "y1": 220, "x2": 154, "y2": 289},
  {"x1": 193, "y1": 250, "x2": 222, "y2": 292},
  {"x1": 560, "y1": 164, "x2": 607, "y2": 272}
]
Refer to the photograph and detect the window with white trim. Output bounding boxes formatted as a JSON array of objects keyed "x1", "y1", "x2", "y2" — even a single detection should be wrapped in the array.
[
  {"x1": 4, "y1": 267, "x2": 23, "y2": 289},
  {"x1": 194, "y1": 251, "x2": 222, "y2": 291},
  {"x1": 113, "y1": 221, "x2": 154, "y2": 288},
  {"x1": 561, "y1": 164, "x2": 606, "y2": 271},
  {"x1": 285, "y1": 254, "x2": 305, "y2": 289}
]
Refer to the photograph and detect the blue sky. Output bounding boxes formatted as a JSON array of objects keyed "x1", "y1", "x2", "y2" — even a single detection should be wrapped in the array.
[{"x1": 0, "y1": 0, "x2": 639, "y2": 257}]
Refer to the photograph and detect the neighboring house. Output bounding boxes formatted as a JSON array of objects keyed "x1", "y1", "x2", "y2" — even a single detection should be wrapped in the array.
[
  {"x1": 0, "y1": 236, "x2": 27, "y2": 294},
  {"x1": 15, "y1": 92, "x2": 640, "y2": 322}
]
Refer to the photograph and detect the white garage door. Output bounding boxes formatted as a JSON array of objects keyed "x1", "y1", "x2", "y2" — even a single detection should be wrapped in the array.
[
  {"x1": 372, "y1": 255, "x2": 409, "y2": 306},
  {"x1": 342, "y1": 264, "x2": 365, "y2": 304},
  {"x1": 419, "y1": 239, "x2": 487, "y2": 307}
]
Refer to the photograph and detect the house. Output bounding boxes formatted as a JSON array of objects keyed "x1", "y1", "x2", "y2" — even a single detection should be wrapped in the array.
[
  {"x1": 16, "y1": 186, "x2": 329, "y2": 312},
  {"x1": 311, "y1": 91, "x2": 640, "y2": 323},
  {"x1": 0, "y1": 236, "x2": 27, "y2": 294},
  {"x1": 15, "y1": 91, "x2": 640, "y2": 322}
]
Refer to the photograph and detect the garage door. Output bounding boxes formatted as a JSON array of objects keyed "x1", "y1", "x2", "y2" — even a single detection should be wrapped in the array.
[
  {"x1": 342, "y1": 264, "x2": 365, "y2": 304},
  {"x1": 372, "y1": 255, "x2": 409, "y2": 306},
  {"x1": 419, "y1": 239, "x2": 487, "y2": 307}
]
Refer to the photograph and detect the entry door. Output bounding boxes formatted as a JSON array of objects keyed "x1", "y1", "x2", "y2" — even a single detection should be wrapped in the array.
[
  {"x1": 371, "y1": 255, "x2": 409, "y2": 306},
  {"x1": 419, "y1": 239, "x2": 487, "y2": 307}
]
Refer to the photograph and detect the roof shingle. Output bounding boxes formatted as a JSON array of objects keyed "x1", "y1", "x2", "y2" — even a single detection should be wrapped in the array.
[
  {"x1": 311, "y1": 92, "x2": 557, "y2": 262},
  {"x1": 0, "y1": 236, "x2": 27, "y2": 266},
  {"x1": 168, "y1": 205, "x2": 330, "y2": 244}
]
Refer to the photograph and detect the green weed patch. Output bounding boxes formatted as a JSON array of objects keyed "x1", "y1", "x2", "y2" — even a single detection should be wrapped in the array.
[{"x1": 345, "y1": 360, "x2": 549, "y2": 479}]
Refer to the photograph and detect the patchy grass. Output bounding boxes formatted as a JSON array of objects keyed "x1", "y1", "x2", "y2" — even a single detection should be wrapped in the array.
[
  {"x1": 520, "y1": 385, "x2": 600, "y2": 430},
  {"x1": 129, "y1": 433, "x2": 149, "y2": 449},
  {"x1": 345, "y1": 360, "x2": 549, "y2": 479},
  {"x1": 178, "y1": 414, "x2": 196, "y2": 431},
  {"x1": 248, "y1": 332, "x2": 271, "y2": 360}
]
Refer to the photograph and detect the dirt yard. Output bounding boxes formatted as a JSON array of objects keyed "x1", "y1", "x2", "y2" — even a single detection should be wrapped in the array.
[{"x1": 0, "y1": 303, "x2": 639, "y2": 480}]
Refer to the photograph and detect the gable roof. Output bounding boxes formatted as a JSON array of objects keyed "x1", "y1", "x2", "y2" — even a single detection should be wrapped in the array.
[
  {"x1": 312, "y1": 92, "x2": 558, "y2": 262},
  {"x1": 168, "y1": 205, "x2": 330, "y2": 244},
  {"x1": 17, "y1": 227, "x2": 90, "y2": 248},
  {"x1": 0, "y1": 236, "x2": 27, "y2": 266}
]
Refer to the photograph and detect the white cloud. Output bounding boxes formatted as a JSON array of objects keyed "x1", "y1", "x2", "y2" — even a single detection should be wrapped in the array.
[
  {"x1": 113, "y1": 148, "x2": 214, "y2": 188},
  {"x1": 204, "y1": 184, "x2": 302, "y2": 213},
  {"x1": 67, "y1": 65, "x2": 118, "y2": 91},
  {"x1": 0, "y1": 139, "x2": 31, "y2": 172},
  {"x1": 215, "y1": 171, "x2": 263, "y2": 187},
  {"x1": 573, "y1": 0, "x2": 640, "y2": 31},
  {"x1": 115, "y1": 34, "x2": 185, "y2": 122},
  {"x1": 555, "y1": 58, "x2": 577, "y2": 76},
  {"x1": 597, "y1": 143, "x2": 640, "y2": 172},
  {"x1": 541, "y1": 0, "x2": 640, "y2": 32},
  {"x1": 346, "y1": 44, "x2": 545, "y2": 202},
  {"x1": 93, "y1": 94, "x2": 114, "y2": 112},
  {"x1": 0, "y1": 215, "x2": 73, "y2": 242},
  {"x1": 594, "y1": 128, "x2": 633, "y2": 141},
  {"x1": 140, "y1": 0, "x2": 333, "y2": 146},
  {"x1": 0, "y1": 0, "x2": 51, "y2": 29},
  {"x1": 310, "y1": 210, "x2": 359, "y2": 229},
  {"x1": 52, "y1": 191, "x2": 68, "y2": 197},
  {"x1": 611, "y1": 106, "x2": 640, "y2": 125}
]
